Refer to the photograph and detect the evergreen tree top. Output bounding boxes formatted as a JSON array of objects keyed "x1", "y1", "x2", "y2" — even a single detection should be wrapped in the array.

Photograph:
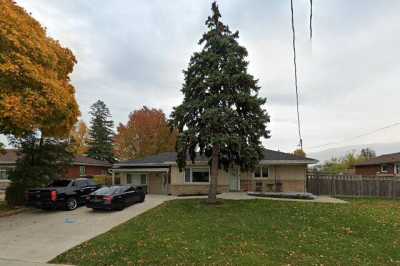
[{"x1": 171, "y1": 2, "x2": 270, "y2": 172}]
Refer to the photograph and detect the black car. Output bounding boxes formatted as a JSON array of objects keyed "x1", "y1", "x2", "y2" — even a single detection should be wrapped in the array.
[
  {"x1": 86, "y1": 185, "x2": 145, "y2": 211},
  {"x1": 26, "y1": 178, "x2": 100, "y2": 211}
]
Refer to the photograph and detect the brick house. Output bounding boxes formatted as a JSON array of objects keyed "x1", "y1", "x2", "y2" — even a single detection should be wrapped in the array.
[
  {"x1": 0, "y1": 149, "x2": 111, "y2": 189},
  {"x1": 354, "y1": 152, "x2": 400, "y2": 176},
  {"x1": 112, "y1": 149, "x2": 318, "y2": 195}
]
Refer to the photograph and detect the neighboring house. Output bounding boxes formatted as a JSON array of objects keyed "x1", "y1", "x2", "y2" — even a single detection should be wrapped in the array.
[
  {"x1": 0, "y1": 149, "x2": 17, "y2": 189},
  {"x1": 354, "y1": 153, "x2": 400, "y2": 176},
  {"x1": 0, "y1": 149, "x2": 111, "y2": 189},
  {"x1": 66, "y1": 156, "x2": 112, "y2": 178},
  {"x1": 112, "y1": 149, "x2": 318, "y2": 195}
]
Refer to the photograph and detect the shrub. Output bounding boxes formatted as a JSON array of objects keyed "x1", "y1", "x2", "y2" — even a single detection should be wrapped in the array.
[
  {"x1": 5, "y1": 183, "x2": 27, "y2": 206},
  {"x1": 93, "y1": 175, "x2": 112, "y2": 186}
]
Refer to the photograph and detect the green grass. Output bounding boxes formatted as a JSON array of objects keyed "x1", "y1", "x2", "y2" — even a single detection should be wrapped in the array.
[{"x1": 52, "y1": 198, "x2": 400, "y2": 265}]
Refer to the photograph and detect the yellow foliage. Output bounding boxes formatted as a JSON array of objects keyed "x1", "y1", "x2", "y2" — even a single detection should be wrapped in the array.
[
  {"x1": 0, "y1": 0, "x2": 79, "y2": 137},
  {"x1": 69, "y1": 120, "x2": 89, "y2": 155},
  {"x1": 293, "y1": 149, "x2": 306, "y2": 158}
]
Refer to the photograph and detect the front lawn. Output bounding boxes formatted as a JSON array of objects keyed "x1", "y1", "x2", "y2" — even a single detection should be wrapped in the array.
[{"x1": 53, "y1": 198, "x2": 400, "y2": 265}]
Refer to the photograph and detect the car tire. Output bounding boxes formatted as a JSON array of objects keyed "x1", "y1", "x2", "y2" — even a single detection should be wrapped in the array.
[
  {"x1": 66, "y1": 197, "x2": 78, "y2": 211},
  {"x1": 139, "y1": 195, "x2": 145, "y2": 203}
]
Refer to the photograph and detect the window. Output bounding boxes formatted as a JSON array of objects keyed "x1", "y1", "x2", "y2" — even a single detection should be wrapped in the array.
[
  {"x1": 184, "y1": 167, "x2": 209, "y2": 183},
  {"x1": 126, "y1": 173, "x2": 147, "y2": 185},
  {"x1": 127, "y1": 173, "x2": 132, "y2": 184},
  {"x1": 254, "y1": 166, "x2": 269, "y2": 179},
  {"x1": 87, "y1": 179, "x2": 96, "y2": 186},
  {"x1": 381, "y1": 164, "x2": 390, "y2": 173},
  {"x1": 76, "y1": 180, "x2": 88, "y2": 188},
  {"x1": 0, "y1": 169, "x2": 9, "y2": 180},
  {"x1": 140, "y1": 174, "x2": 147, "y2": 185},
  {"x1": 79, "y1": 166, "x2": 86, "y2": 176},
  {"x1": 48, "y1": 180, "x2": 71, "y2": 187},
  {"x1": 395, "y1": 164, "x2": 400, "y2": 175},
  {"x1": 185, "y1": 168, "x2": 191, "y2": 183},
  {"x1": 114, "y1": 173, "x2": 121, "y2": 185}
]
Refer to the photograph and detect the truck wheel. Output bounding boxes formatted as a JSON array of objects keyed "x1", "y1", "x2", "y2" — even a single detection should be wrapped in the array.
[
  {"x1": 139, "y1": 195, "x2": 145, "y2": 203},
  {"x1": 66, "y1": 197, "x2": 78, "y2": 211}
]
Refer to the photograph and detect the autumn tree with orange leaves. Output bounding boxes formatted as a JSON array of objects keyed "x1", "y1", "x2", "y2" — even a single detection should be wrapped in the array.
[
  {"x1": 69, "y1": 120, "x2": 89, "y2": 155},
  {"x1": 114, "y1": 107, "x2": 177, "y2": 160},
  {"x1": 0, "y1": 0, "x2": 79, "y2": 137}
]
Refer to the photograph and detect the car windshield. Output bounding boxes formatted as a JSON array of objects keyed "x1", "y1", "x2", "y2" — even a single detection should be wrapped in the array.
[
  {"x1": 94, "y1": 186, "x2": 123, "y2": 195},
  {"x1": 48, "y1": 180, "x2": 71, "y2": 187}
]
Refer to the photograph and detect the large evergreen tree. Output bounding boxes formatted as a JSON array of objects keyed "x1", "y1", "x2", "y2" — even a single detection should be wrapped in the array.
[
  {"x1": 171, "y1": 2, "x2": 270, "y2": 203},
  {"x1": 6, "y1": 134, "x2": 73, "y2": 206},
  {"x1": 87, "y1": 100, "x2": 115, "y2": 162}
]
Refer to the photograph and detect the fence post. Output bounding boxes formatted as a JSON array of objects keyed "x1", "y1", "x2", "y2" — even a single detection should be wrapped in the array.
[{"x1": 392, "y1": 177, "x2": 395, "y2": 199}]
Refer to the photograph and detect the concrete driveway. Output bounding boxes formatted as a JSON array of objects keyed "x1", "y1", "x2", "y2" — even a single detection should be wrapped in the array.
[{"x1": 0, "y1": 195, "x2": 172, "y2": 265}]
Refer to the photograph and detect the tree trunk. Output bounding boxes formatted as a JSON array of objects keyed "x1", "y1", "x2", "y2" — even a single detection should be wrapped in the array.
[{"x1": 208, "y1": 144, "x2": 220, "y2": 203}]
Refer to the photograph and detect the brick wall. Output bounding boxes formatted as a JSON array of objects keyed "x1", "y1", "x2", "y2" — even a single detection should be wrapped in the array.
[
  {"x1": 355, "y1": 164, "x2": 391, "y2": 176},
  {"x1": 66, "y1": 165, "x2": 109, "y2": 179}
]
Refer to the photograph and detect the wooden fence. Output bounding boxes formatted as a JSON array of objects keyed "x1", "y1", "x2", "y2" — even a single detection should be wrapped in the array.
[{"x1": 306, "y1": 174, "x2": 400, "y2": 198}]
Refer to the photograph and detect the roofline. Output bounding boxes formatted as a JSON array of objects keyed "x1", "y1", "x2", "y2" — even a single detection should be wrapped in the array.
[
  {"x1": 113, "y1": 162, "x2": 172, "y2": 167},
  {"x1": 72, "y1": 162, "x2": 112, "y2": 167},
  {"x1": 112, "y1": 168, "x2": 169, "y2": 172},
  {"x1": 354, "y1": 161, "x2": 400, "y2": 166},
  {"x1": 114, "y1": 159, "x2": 318, "y2": 168},
  {"x1": 260, "y1": 159, "x2": 318, "y2": 165},
  {"x1": 0, "y1": 161, "x2": 16, "y2": 165}
]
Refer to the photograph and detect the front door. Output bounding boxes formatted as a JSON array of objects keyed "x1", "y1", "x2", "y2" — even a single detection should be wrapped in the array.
[
  {"x1": 229, "y1": 168, "x2": 240, "y2": 191},
  {"x1": 148, "y1": 173, "x2": 168, "y2": 194}
]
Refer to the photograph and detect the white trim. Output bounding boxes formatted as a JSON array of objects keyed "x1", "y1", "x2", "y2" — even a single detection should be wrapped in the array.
[
  {"x1": 113, "y1": 161, "x2": 209, "y2": 167},
  {"x1": 72, "y1": 163, "x2": 111, "y2": 167},
  {"x1": 112, "y1": 168, "x2": 169, "y2": 173},
  {"x1": 260, "y1": 160, "x2": 317, "y2": 165},
  {"x1": 114, "y1": 160, "x2": 317, "y2": 168},
  {"x1": 394, "y1": 164, "x2": 400, "y2": 175},
  {"x1": 114, "y1": 163, "x2": 171, "y2": 167}
]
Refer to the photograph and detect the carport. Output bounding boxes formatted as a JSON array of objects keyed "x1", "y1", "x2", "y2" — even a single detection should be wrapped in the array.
[{"x1": 111, "y1": 167, "x2": 169, "y2": 194}]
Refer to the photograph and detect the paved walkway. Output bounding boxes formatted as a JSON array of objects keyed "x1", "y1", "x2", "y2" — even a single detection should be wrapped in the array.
[
  {"x1": 0, "y1": 258, "x2": 72, "y2": 266},
  {"x1": 0, "y1": 195, "x2": 171, "y2": 265},
  {"x1": 218, "y1": 192, "x2": 347, "y2": 203},
  {"x1": 177, "y1": 192, "x2": 347, "y2": 204}
]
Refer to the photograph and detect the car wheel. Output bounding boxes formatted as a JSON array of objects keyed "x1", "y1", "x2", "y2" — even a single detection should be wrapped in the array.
[
  {"x1": 139, "y1": 195, "x2": 145, "y2": 203},
  {"x1": 66, "y1": 197, "x2": 78, "y2": 211}
]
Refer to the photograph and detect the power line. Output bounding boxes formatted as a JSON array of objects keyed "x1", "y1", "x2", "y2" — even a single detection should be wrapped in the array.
[
  {"x1": 306, "y1": 121, "x2": 400, "y2": 151},
  {"x1": 309, "y1": 0, "x2": 313, "y2": 40},
  {"x1": 290, "y1": 0, "x2": 303, "y2": 149}
]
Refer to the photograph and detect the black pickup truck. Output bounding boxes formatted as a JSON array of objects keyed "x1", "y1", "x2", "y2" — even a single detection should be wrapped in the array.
[{"x1": 26, "y1": 178, "x2": 100, "y2": 211}]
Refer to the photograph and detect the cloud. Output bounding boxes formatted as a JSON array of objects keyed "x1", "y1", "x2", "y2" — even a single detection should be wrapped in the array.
[{"x1": 11, "y1": 0, "x2": 400, "y2": 154}]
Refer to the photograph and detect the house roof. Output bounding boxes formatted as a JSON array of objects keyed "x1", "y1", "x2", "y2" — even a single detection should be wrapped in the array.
[
  {"x1": 0, "y1": 149, "x2": 111, "y2": 167},
  {"x1": 72, "y1": 156, "x2": 112, "y2": 167},
  {"x1": 354, "y1": 153, "x2": 400, "y2": 166},
  {"x1": 114, "y1": 149, "x2": 318, "y2": 167}
]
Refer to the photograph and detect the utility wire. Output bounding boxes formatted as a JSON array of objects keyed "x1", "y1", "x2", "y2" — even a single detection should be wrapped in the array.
[
  {"x1": 290, "y1": 0, "x2": 303, "y2": 150},
  {"x1": 306, "y1": 121, "x2": 400, "y2": 150},
  {"x1": 309, "y1": 0, "x2": 313, "y2": 39}
]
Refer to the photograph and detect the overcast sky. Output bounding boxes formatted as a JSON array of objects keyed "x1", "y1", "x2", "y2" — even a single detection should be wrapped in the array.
[{"x1": 15, "y1": 0, "x2": 400, "y2": 153}]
